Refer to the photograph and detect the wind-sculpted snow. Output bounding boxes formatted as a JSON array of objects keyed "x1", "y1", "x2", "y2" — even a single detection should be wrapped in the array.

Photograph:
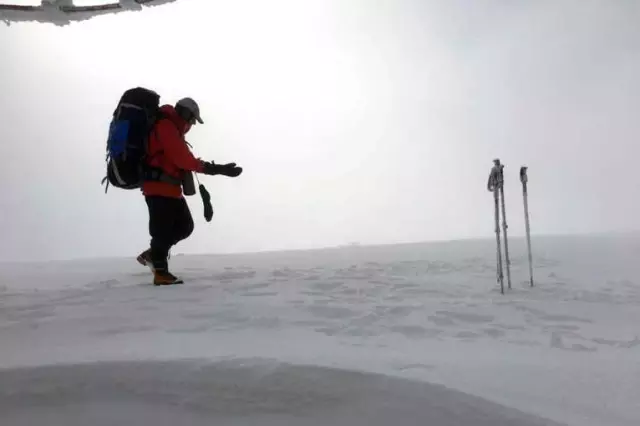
[
  {"x1": 1, "y1": 235, "x2": 639, "y2": 426},
  {"x1": 0, "y1": 358, "x2": 563, "y2": 426}
]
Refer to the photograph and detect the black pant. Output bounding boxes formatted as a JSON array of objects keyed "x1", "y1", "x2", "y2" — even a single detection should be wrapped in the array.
[{"x1": 145, "y1": 195, "x2": 194, "y2": 270}]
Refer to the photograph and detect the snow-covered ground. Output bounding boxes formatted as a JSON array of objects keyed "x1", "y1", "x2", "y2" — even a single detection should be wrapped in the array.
[{"x1": 1, "y1": 234, "x2": 639, "y2": 426}]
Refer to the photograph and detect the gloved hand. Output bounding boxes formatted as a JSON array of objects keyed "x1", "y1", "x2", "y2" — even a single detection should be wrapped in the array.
[
  {"x1": 202, "y1": 161, "x2": 243, "y2": 177},
  {"x1": 218, "y1": 162, "x2": 243, "y2": 177}
]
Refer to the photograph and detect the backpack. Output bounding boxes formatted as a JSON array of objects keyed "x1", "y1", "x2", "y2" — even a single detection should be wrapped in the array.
[{"x1": 101, "y1": 87, "x2": 161, "y2": 193}]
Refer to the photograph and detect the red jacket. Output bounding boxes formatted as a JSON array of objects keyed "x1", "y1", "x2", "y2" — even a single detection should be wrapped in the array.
[{"x1": 142, "y1": 105, "x2": 205, "y2": 198}]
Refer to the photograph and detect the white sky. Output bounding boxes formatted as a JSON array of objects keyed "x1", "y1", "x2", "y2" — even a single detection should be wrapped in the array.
[{"x1": 1, "y1": 0, "x2": 639, "y2": 262}]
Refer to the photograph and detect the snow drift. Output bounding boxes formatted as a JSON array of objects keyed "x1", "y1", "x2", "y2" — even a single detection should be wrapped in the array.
[
  {"x1": 1, "y1": 235, "x2": 639, "y2": 426},
  {"x1": 0, "y1": 358, "x2": 563, "y2": 426}
]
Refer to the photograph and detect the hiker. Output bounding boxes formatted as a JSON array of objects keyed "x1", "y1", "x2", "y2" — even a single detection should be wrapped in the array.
[{"x1": 136, "y1": 97, "x2": 243, "y2": 285}]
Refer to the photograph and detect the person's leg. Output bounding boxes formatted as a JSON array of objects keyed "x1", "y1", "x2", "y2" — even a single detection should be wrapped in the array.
[
  {"x1": 170, "y1": 197, "x2": 195, "y2": 247},
  {"x1": 145, "y1": 195, "x2": 177, "y2": 271}
]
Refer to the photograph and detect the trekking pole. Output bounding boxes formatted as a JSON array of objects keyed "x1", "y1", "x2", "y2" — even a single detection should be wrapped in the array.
[
  {"x1": 494, "y1": 185, "x2": 505, "y2": 294},
  {"x1": 498, "y1": 165, "x2": 512, "y2": 290},
  {"x1": 520, "y1": 166, "x2": 534, "y2": 287},
  {"x1": 488, "y1": 159, "x2": 504, "y2": 294}
]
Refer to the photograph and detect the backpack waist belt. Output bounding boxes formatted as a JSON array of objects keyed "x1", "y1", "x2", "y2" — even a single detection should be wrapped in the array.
[{"x1": 144, "y1": 166, "x2": 183, "y2": 186}]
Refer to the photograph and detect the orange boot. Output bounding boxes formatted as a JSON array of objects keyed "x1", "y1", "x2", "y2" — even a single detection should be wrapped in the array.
[
  {"x1": 136, "y1": 249, "x2": 153, "y2": 270},
  {"x1": 153, "y1": 268, "x2": 184, "y2": 286}
]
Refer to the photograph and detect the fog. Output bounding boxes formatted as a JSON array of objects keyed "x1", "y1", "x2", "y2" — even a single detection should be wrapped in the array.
[{"x1": 1, "y1": 0, "x2": 639, "y2": 262}]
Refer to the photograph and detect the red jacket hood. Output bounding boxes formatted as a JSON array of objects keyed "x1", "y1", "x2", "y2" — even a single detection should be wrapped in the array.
[{"x1": 158, "y1": 104, "x2": 188, "y2": 132}]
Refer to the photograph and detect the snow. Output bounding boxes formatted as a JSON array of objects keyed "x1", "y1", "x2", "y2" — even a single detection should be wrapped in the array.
[
  {"x1": 0, "y1": 0, "x2": 179, "y2": 26},
  {"x1": 1, "y1": 234, "x2": 639, "y2": 426},
  {"x1": 0, "y1": 360, "x2": 563, "y2": 426}
]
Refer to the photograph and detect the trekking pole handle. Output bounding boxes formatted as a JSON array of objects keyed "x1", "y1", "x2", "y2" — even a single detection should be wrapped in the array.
[
  {"x1": 520, "y1": 166, "x2": 528, "y2": 184},
  {"x1": 488, "y1": 159, "x2": 503, "y2": 191}
]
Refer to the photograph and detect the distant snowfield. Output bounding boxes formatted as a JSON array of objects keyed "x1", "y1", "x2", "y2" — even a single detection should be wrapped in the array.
[{"x1": 1, "y1": 234, "x2": 639, "y2": 426}]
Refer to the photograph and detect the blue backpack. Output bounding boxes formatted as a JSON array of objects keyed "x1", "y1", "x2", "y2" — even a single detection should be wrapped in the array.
[{"x1": 102, "y1": 87, "x2": 162, "y2": 193}]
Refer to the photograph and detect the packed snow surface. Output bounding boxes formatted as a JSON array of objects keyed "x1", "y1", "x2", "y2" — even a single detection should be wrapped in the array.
[{"x1": 1, "y1": 234, "x2": 639, "y2": 426}]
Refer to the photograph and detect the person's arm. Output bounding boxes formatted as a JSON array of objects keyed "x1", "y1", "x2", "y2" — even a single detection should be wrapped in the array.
[{"x1": 157, "y1": 120, "x2": 205, "y2": 173}]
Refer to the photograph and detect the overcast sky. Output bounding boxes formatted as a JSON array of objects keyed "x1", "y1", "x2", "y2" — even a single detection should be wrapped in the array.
[{"x1": 0, "y1": 0, "x2": 639, "y2": 262}]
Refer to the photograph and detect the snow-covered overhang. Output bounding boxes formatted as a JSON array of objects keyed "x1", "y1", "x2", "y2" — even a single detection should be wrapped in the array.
[{"x1": 1, "y1": 0, "x2": 179, "y2": 26}]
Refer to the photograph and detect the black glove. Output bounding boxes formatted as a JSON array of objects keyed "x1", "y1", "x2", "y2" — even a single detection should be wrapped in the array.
[
  {"x1": 199, "y1": 184, "x2": 214, "y2": 222},
  {"x1": 219, "y1": 162, "x2": 243, "y2": 177},
  {"x1": 202, "y1": 161, "x2": 243, "y2": 177}
]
